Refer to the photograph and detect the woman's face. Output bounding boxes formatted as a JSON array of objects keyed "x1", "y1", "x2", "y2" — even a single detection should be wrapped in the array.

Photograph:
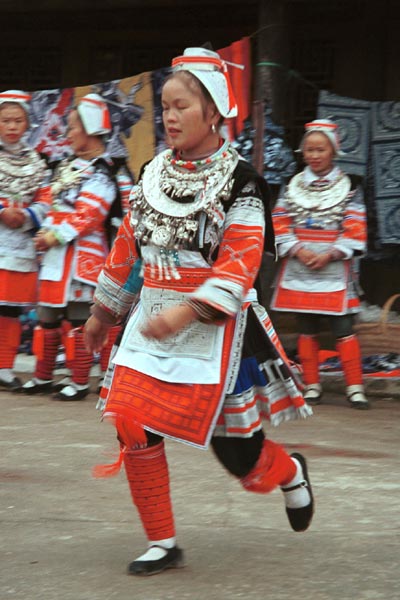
[
  {"x1": 0, "y1": 104, "x2": 28, "y2": 145},
  {"x1": 162, "y1": 74, "x2": 218, "y2": 159},
  {"x1": 67, "y1": 110, "x2": 90, "y2": 155},
  {"x1": 302, "y1": 132, "x2": 335, "y2": 175}
]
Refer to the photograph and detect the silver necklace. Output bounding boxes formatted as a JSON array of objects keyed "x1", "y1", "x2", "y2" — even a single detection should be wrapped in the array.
[{"x1": 130, "y1": 146, "x2": 239, "y2": 280}]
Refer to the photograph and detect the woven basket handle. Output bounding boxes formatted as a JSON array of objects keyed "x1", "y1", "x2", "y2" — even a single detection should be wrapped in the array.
[{"x1": 380, "y1": 294, "x2": 400, "y2": 328}]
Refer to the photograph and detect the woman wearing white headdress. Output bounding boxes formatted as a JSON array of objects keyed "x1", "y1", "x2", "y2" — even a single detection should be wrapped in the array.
[
  {"x1": 21, "y1": 94, "x2": 121, "y2": 401},
  {"x1": 0, "y1": 90, "x2": 49, "y2": 390},
  {"x1": 271, "y1": 119, "x2": 368, "y2": 409},
  {"x1": 84, "y1": 47, "x2": 315, "y2": 576}
]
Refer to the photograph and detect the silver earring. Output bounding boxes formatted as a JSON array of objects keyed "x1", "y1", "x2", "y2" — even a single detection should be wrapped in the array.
[{"x1": 211, "y1": 123, "x2": 217, "y2": 134}]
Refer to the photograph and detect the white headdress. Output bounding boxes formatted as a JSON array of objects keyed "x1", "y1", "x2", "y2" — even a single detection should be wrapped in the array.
[
  {"x1": 171, "y1": 47, "x2": 239, "y2": 119},
  {"x1": 0, "y1": 90, "x2": 31, "y2": 115},
  {"x1": 300, "y1": 119, "x2": 343, "y2": 156},
  {"x1": 77, "y1": 93, "x2": 111, "y2": 136}
]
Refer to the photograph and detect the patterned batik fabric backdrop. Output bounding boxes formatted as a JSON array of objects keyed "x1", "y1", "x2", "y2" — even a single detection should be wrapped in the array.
[
  {"x1": 22, "y1": 37, "x2": 252, "y2": 182},
  {"x1": 27, "y1": 72, "x2": 157, "y2": 181},
  {"x1": 317, "y1": 90, "x2": 400, "y2": 248},
  {"x1": 232, "y1": 105, "x2": 296, "y2": 186}
]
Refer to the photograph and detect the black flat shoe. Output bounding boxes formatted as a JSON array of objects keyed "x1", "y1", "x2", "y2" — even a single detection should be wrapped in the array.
[
  {"x1": 346, "y1": 385, "x2": 370, "y2": 410},
  {"x1": 127, "y1": 546, "x2": 184, "y2": 576},
  {"x1": 52, "y1": 378, "x2": 72, "y2": 393},
  {"x1": 0, "y1": 376, "x2": 22, "y2": 391},
  {"x1": 350, "y1": 400, "x2": 370, "y2": 410},
  {"x1": 283, "y1": 453, "x2": 314, "y2": 532},
  {"x1": 304, "y1": 384, "x2": 322, "y2": 406},
  {"x1": 52, "y1": 385, "x2": 89, "y2": 401},
  {"x1": 21, "y1": 379, "x2": 54, "y2": 395}
]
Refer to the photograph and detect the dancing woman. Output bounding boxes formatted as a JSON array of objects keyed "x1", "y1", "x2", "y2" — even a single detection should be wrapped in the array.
[{"x1": 85, "y1": 47, "x2": 314, "y2": 576}]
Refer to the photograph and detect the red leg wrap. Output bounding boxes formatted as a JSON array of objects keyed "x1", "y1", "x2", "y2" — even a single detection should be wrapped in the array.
[
  {"x1": 70, "y1": 328, "x2": 93, "y2": 385},
  {"x1": 336, "y1": 335, "x2": 363, "y2": 386},
  {"x1": 123, "y1": 441, "x2": 175, "y2": 541},
  {"x1": 297, "y1": 334, "x2": 320, "y2": 385},
  {"x1": 99, "y1": 325, "x2": 121, "y2": 372},
  {"x1": 0, "y1": 316, "x2": 21, "y2": 369},
  {"x1": 241, "y1": 439, "x2": 296, "y2": 493},
  {"x1": 35, "y1": 327, "x2": 61, "y2": 381},
  {"x1": 61, "y1": 320, "x2": 73, "y2": 370}
]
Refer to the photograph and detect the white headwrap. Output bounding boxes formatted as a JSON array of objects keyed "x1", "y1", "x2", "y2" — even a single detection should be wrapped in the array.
[
  {"x1": 77, "y1": 93, "x2": 111, "y2": 136},
  {"x1": 0, "y1": 90, "x2": 31, "y2": 116},
  {"x1": 171, "y1": 47, "x2": 239, "y2": 119},
  {"x1": 300, "y1": 119, "x2": 343, "y2": 156}
]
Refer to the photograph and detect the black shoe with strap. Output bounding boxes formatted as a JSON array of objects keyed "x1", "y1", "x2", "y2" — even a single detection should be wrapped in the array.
[
  {"x1": 282, "y1": 452, "x2": 314, "y2": 532},
  {"x1": 303, "y1": 384, "x2": 322, "y2": 406},
  {"x1": 0, "y1": 376, "x2": 22, "y2": 391},
  {"x1": 20, "y1": 378, "x2": 54, "y2": 394},
  {"x1": 127, "y1": 546, "x2": 184, "y2": 576},
  {"x1": 52, "y1": 384, "x2": 89, "y2": 401},
  {"x1": 346, "y1": 385, "x2": 370, "y2": 410}
]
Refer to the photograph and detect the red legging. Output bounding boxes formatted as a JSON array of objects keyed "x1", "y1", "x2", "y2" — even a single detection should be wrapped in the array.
[
  {"x1": 0, "y1": 315, "x2": 21, "y2": 369},
  {"x1": 123, "y1": 442, "x2": 176, "y2": 541}
]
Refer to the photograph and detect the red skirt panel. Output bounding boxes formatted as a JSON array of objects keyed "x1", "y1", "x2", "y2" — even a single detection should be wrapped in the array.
[
  {"x1": 104, "y1": 316, "x2": 237, "y2": 449},
  {"x1": 38, "y1": 245, "x2": 74, "y2": 307},
  {"x1": 0, "y1": 269, "x2": 38, "y2": 305}
]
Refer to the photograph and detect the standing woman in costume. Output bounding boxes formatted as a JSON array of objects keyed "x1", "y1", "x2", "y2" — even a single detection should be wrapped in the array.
[
  {"x1": 85, "y1": 47, "x2": 314, "y2": 576},
  {"x1": 21, "y1": 94, "x2": 120, "y2": 401},
  {"x1": 271, "y1": 119, "x2": 368, "y2": 409},
  {"x1": 0, "y1": 90, "x2": 49, "y2": 390}
]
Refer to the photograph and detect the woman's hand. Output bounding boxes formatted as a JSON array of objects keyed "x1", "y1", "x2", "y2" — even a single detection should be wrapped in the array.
[
  {"x1": 0, "y1": 207, "x2": 26, "y2": 229},
  {"x1": 34, "y1": 230, "x2": 60, "y2": 252},
  {"x1": 84, "y1": 315, "x2": 111, "y2": 353},
  {"x1": 296, "y1": 247, "x2": 332, "y2": 270},
  {"x1": 296, "y1": 247, "x2": 317, "y2": 266},
  {"x1": 305, "y1": 252, "x2": 332, "y2": 270},
  {"x1": 141, "y1": 303, "x2": 197, "y2": 340}
]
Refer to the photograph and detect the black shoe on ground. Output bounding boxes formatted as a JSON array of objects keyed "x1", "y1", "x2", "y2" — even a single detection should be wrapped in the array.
[
  {"x1": 0, "y1": 376, "x2": 22, "y2": 391},
  {"x1": 283, "y1": 452, "x2": 314, "y2": 532},
  {"x1": 127, "y1": 546, "x2": 184, "y2": 576},
  {"x1": 304, "y1": 384, "x2": 322, "y2": 406},
  {"x1": 346, "y1": 385, "x2": 370, "y2": 410},
  {"x1": 52, "y1": 377, "x2": 72, "y2": 393},
  {"x1": 21, "y1": 378, "x2": 54, "y2": 395},
  {"x1": 52, "y1": 384, "x2": 89, "y2": 401}
]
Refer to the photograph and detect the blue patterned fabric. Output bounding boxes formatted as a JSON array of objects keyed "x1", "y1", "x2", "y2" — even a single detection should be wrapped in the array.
[
  {"x1": 317, "y1": 90, "x2": 370, "y2": 177},
  {"x1": 232, "y1": 106, "x2": 296, "y2": 185},
  {"x1": 370, "y1": 102, "x2": 400, "y2": 245},
  {"x1": 231, "y1": 356, "x2": 267, "y2": 395},
  {"x1": 317, "y1": 91, "x2": 400, "y2": 249}
]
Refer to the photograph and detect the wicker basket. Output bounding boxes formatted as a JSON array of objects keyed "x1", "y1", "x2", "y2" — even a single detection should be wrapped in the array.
[{"x1": 354, "y1": 294, "x2": 400, "y2": 356}]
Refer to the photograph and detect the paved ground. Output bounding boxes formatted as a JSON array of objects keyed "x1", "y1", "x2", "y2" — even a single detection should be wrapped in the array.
[{"x1": 1, "y1": 359, "x2": 399, "y2": 600}]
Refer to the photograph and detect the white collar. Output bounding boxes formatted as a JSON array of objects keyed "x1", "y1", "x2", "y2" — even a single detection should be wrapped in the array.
[{"x1": 303, "y1": 165, "x2": 341, "y2": 185}]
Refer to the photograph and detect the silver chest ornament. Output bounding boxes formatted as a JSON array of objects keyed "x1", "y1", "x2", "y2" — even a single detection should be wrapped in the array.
[
  {"x1": 130, "y1": 148, "x2": 238, "y2": 280},
  {"x1": 286, "y1": 171, "x2": 351, "y2": 228},
  {"x1": 0, "y1": 148, "x2": 46, "y2": 201}
]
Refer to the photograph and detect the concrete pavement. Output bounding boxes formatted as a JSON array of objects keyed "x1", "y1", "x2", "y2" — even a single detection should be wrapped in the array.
[{"x1": 1, "y1": 363, "x2": 399, "y2": 600}]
